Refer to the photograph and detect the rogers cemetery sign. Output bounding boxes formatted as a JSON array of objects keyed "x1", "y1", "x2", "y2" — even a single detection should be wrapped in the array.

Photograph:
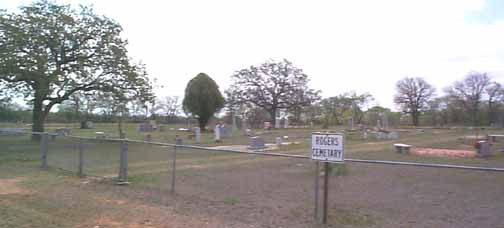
[{"x1": 311, "y1": 132, "x2": 344, "y2": 162}]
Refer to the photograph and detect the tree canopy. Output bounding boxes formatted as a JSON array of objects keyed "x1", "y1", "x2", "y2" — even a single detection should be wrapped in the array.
[
  {"x1": 226, "y1": 59, "x2": 320, "y2": 127},
  {"x1": 182, "y1": 73, "x2": 225, "y2": 130},
  {"x1": 0, "y1": 1, "x2": 153, "y2": 136},
  {"x1": 445, "y1": 72, "x2": 492, "y2": 126},
  {"x1": 394, "y1": 77, "x2": 435, "y2": 126}
]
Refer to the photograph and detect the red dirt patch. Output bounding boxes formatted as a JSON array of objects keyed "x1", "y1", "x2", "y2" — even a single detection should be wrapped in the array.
[
  {"x1": 412, "y1": 148, "x2": 476, "y2": 158},
  {"x1": 0, "y1": 178, "x2": 26, "y2": 195}
]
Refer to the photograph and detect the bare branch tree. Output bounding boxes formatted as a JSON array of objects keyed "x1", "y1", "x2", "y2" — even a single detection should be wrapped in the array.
[
  {"x1": 394, "y1": 77, "x2": 435, "y2": 126},
  {"x1": 445, "y1": 72, "x2": 491, "y2": 126},
  {"x1": 226, "y1": 59, "x2": 320, "y2": 127}
]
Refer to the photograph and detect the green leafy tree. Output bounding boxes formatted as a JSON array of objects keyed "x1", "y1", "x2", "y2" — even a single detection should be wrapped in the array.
[
  {"x1": 0, "y1": 1, "x2": 153, "y2": 138},
  {"x1": 226, "y1": 59, "x2": 320, "y2": 127},
  {"x1": 183, "y1": 73, "x2": 225, "y2": 130}
]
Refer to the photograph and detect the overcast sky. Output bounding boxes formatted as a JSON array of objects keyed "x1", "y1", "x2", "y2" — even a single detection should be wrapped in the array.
[{"x1": 2, "y1": 0, "x2": 504, "y2": 110}]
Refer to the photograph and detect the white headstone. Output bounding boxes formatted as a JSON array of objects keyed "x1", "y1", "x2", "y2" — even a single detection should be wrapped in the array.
[
  {"x1": 276, "y1": 137, "x2": 283, "y2": 146},
  {"x1": 194, "y1": 127, "x2": 201, "y2": 143},
  {"x1": 214, "y1": 124, "x2": 221, "y2": 141}
]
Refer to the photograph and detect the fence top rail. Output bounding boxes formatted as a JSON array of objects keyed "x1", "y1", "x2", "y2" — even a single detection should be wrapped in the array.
[{"x1": 6, "y1": 130, "x2": 504, "y2": 173}]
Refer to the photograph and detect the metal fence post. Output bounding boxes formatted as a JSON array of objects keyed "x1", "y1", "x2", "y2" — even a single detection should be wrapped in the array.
[
  {"x1": 314, "y1": 161, "x2": 320, "y2": 220},
  {"x1": 40, "y1": 133, "x2": 48, "y2": 168},
  {"x1": 78, "y1": 143, "x2": 84, "y2": 177},
  {"x1": 322, "y1": 162, "x2": 330, "y2": 224},
  {"x1": 118, "y1": 139, "x2": 129, "y2": 183},
  {"x1": 171, "y1": 136, "x2": 182, "y2": 194},
  {"x1": 171, "y1": 144, "x2": 177, "y2": 194}
]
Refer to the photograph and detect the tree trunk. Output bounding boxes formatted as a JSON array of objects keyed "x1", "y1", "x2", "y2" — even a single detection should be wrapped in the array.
[
  {"x1": 32, "y1": 93, "x2": 46, "y2": 140},
  {"x1": 472, "y1": 106, "x2": 479, "y2": 126},
  {"x1": 269, "y1": 109, "x2": 276, "y2": 129},
  {"x1": 198, "y1": 116, "x2": 209, "y2": 132},
  {"x1": 199, "y1": 120, "x2": 206, "y2": 132},
  {"x1": 412, "y1": 112, "x2": 419, "y2": 127}
]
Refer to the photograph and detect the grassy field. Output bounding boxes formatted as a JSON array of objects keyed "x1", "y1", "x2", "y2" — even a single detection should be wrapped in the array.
[{"x1": 1, "y1": 122, "x2": 504, "y2": 227}]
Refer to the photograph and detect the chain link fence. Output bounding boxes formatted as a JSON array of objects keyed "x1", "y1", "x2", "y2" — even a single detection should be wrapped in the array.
[{"x1": 2, "y1": 129, "x2": 504, "y2": 226}]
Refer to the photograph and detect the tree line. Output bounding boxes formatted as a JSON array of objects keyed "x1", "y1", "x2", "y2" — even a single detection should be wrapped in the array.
[{"x1": 1, "y1": 1, "x2": 503, "y2": 137}]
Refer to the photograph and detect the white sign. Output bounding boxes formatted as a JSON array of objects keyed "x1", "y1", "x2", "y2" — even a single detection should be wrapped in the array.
[{"x1": 311, "y1": 133, "x2": 344, "y2": 162}]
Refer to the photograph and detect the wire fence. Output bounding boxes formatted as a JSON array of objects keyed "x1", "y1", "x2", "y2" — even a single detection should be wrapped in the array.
[{"x1": 1, "y1": 129, "x2": 504, "y2": 226}]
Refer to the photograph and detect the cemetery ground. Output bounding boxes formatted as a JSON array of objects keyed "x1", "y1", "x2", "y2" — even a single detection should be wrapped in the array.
[{"x1": 1, "y1": 123, "x2": 504, "y2": 227}]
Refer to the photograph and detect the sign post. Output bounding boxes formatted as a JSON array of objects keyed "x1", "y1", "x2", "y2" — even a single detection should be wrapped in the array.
[{"x1": 311, "y1": 132, "x2": 344, "y2": 224}]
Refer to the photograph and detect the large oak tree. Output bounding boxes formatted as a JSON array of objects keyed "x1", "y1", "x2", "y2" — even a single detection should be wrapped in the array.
[
  {"x1": 226, "y1": 59, "x2": 320, "y2": 127},
  {"x1": 394, "y1": 77, "x2": 435, "y2": 126},
  {"x1": 0, "y1": 1, "x2": 153, "y2": 137},
  {"x1": 445, "y1": 72, "x2": 491, "y2": 126}
]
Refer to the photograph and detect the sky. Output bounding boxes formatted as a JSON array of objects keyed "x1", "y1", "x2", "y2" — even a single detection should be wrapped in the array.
[{"x1": 2, "y1": 0, "x2": 504, "y2": 110}]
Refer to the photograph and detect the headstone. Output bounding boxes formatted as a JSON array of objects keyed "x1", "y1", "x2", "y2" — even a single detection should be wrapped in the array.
[
  {"x1": 221, "y1": 125, "x2": 232, "y2": 138},
  {"x1": 276, "y1": 137, "x2": 283, "y2": 146},
  {"x1": 144, "y1": 134, "x2": 152, "y2": 142},
  {"x1": 194, "y1": 127, "x2": 201, "y2": 143},
  {"x1": 248, "y1": 136, "x2": 267, "y2": 150},
  {"x1": 387, "y1": 132, "x2": 399, "y2": 139},
  {"x1": 175, "y1": 135, "x2": 183, "y2": 145},
  {"x1": 244, "y1": 129, "x2": 253, "y2": 136},
  {"x1": 80, "y1": 121, "x2": 94, "y2": 129},
  {"x1": 0, "y1": 128, "x2": 25, "y2": 136},
  {"x1": 375, "y1": 132, "x2": 386, "y2": 139},
  {"x1": 275, "y1": 118, "x2": 281, "y2": 129},
  {"x1": 362, "y1": 131, "x2": 368, "y2": 139},
  {"x1": 284, "y1": 118, "x2": 289, "y2": 129},
  {"x1": 149, "y1": 120, "x2": 157, "y2": 130},
  {"x1": 96, "y1": 132, "x2": 107, "y2": 139},
  {"x1": 214, "y1": 124, "x2": 221, "y2": 142},
  {"x1": 476, "y1": 141, "x2": 492, "y2": 157},
  {"x1": 264, "y1": 122, "x2": 271, "y2": 130},
  {"x1": 138, "y1": 123, "x2": 153, "y2": 132},
  {"x1": 55, "y1": 128, "x2": 72, "y2": 136}
]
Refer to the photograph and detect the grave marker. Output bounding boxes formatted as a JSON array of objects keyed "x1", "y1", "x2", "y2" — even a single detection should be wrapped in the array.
[
  {"x1": 276, "y1": 137, "x2": 283, "y2": 146},
  {"x1": 476, "y1": 141, "x2": 492, "y2": 157},
  {"x1": 264, "y1": 122, "x2": 271, "y2": 130},
  {"x1": 214, "y1": 123, "x2": 221, "y2": 142},
  {"x1": 194, "y1": 127, "x2": 201, "y2": 143},
  {"x1": 248, "y1": 136, "x2": 267, "y2": 150}
]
